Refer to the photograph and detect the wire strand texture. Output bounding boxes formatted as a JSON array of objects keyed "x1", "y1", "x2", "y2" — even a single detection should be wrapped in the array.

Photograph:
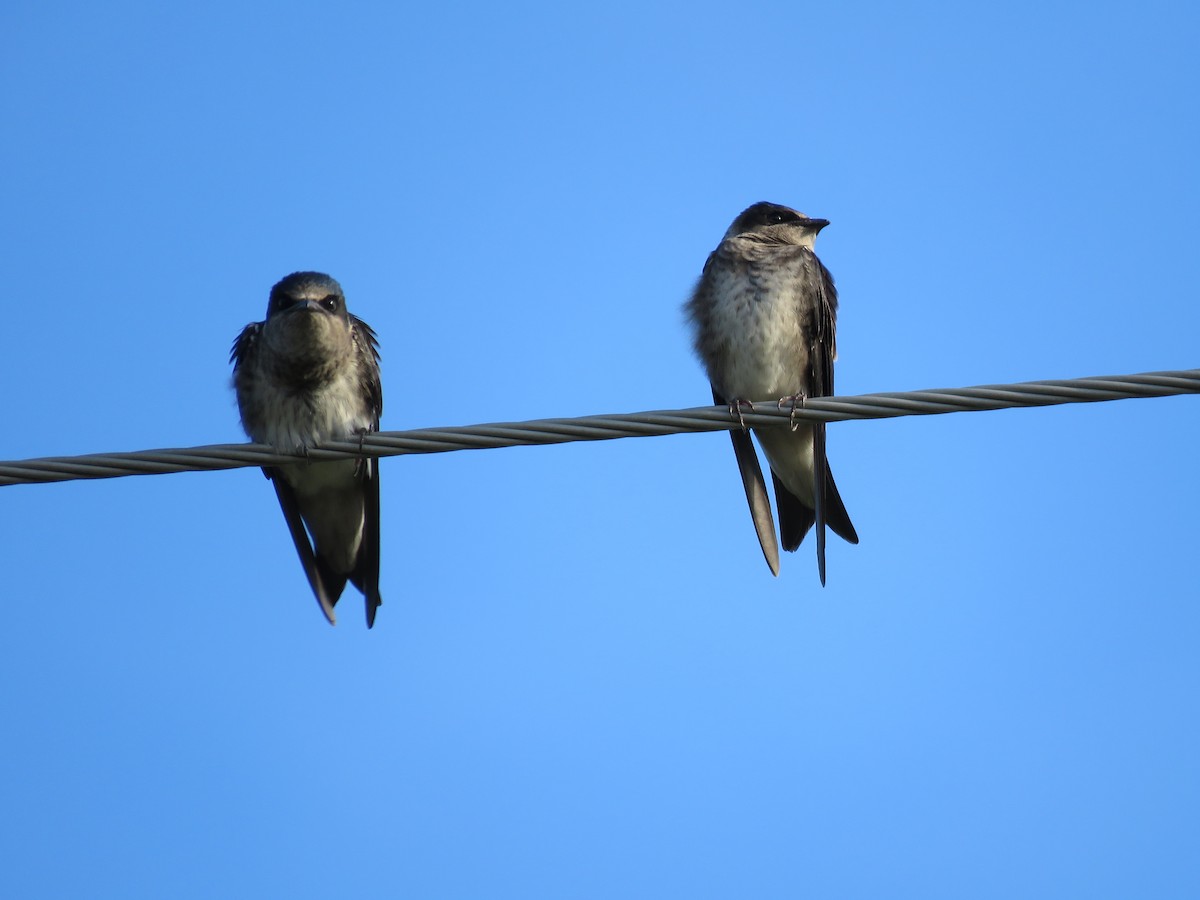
[{"x1": 2, "y1": 368, "x2": 1197, "y2": 487}]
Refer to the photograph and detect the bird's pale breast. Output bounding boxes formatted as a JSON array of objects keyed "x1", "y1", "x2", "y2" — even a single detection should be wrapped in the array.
[{"x1": 703, "y1": 259, "x2": 810, "y2": 403}]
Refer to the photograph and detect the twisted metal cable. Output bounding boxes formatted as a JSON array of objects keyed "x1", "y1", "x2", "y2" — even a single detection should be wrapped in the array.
[{"x1": 2, "y1": 367, "x2": 1197, "y2": 487}]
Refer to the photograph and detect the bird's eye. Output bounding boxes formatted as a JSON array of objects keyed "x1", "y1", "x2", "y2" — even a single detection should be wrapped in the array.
[
  {"x1": 771, "y1": 212, "x2": 786, "y2": 223},
  {"x1": 320, "y1": 295, "x2": 340, "y2": 312}
]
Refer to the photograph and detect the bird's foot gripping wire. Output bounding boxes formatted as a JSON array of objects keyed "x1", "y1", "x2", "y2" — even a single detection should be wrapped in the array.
[
  {"x1": 355, "y1": 430, "x2": 369, "y2": 478},
  {"x1": 778, "y1": 393, "x2": 808, "y2": 431},
  {"x1": 727, "y1": 398, "x2": 755, "y2": 430}
]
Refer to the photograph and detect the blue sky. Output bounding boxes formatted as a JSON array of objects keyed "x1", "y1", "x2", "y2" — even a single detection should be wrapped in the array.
[{"x1": 2, "y1": 2, "x2": 1198, "y2": 897}]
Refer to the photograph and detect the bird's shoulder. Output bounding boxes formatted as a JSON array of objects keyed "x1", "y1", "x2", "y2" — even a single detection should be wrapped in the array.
[
  {"x1": 230, "y1": 321, "x2": 264, "y2": 369},
  {"x1": 350, "y1": 315, "x2": 383, "y2": 423}
]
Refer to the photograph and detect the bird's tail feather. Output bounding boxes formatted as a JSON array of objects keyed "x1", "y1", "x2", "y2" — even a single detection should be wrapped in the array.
[
  {"x1": 824, "y1": 470, "x2": 858, "y2": 545},
  {"x1": 773, "y1": 467, "x2": 858, "y2": 552},
  {"x1": 314, "y1": 555, "x2": 348, "y2": 609}
]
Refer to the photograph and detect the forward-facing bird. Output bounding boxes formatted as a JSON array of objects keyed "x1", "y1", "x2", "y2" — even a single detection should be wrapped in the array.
[{"x1": 232, "y1": 271, "x2": 383, "y2": 626}]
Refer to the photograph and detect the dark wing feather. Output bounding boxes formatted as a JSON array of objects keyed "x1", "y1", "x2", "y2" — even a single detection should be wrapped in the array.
[
  {"x1": 712, "y1": 387, "x2": 780, "y2": 576},
  {"x1": 267, "y1": 468, "x2": 343, "y2": 625},
  {"x1": 806, "y1": 250, "x2": 838, "y2": 586},
  {"x1": 349, "y1": 315, "x2": 383, "y2": 626},
  {"x1": 348, "y1": 456, "x2": 383, "y2": 628},
  {"x1": 796, "y1": 253, "x2": 859, "y2": 551}
]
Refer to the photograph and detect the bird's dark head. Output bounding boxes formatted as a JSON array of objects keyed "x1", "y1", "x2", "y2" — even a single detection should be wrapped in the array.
[
  {"x1": 724, "y1": 202, "x2": 829, "y2": 247},
  {"x1": 266, "y1": 271, "x2": 348, "y2": 321},
  {"x1": 262, "y1": 271, "x2": 354, "y2": 362}
]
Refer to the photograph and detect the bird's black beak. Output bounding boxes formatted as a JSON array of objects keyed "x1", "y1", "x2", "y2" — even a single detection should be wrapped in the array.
[
  {"x1": 299, "y1": 299, "x2": 323, "y2": 313},
  {"x1": 803, "y1": 217, "x2": 831, "y2": 231}
]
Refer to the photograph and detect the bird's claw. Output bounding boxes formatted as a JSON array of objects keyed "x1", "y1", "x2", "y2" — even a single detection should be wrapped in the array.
[
  {"x1": 728, "y1": 398, "x2": 754, "y2": 430},
  {"x1": 778, "y1": 393, "x2": 808, "y2": 431},
  {"x1": 355, "y1": 430, "x2": 369, "y2": 477}
]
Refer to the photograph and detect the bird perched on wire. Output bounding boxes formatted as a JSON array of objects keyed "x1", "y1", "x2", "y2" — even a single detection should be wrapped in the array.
[
  {"x1": 231, "y1": 271, "x2": 384, "y2": 626},
  {"x1": 685, "y1": 201, "x2": 859, "y2": 583}
]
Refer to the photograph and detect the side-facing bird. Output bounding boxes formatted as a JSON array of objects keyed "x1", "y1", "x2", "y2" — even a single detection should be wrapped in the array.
[
  {"x1": 685, "y1": 201, "x2": 859, "y2": 583},
  {"x1": 231, "y1": 271, "x2": 384, "y2": 626}
]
